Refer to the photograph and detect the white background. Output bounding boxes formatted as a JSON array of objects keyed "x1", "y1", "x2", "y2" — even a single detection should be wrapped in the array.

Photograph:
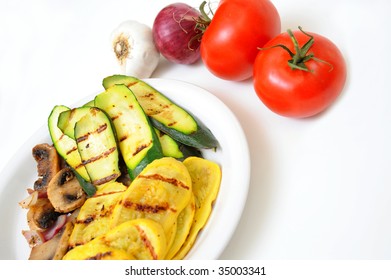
[{"x1": 0, "y1": 0, "x2": 390, "y2": 260}]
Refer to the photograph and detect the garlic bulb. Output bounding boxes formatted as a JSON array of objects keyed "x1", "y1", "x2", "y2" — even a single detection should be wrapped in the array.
[{"x1": 111, "y1": 20, "x2": 160, "y2": 78}]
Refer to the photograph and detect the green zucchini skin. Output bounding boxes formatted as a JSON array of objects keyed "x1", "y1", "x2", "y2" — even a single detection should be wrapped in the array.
[
  {"x1": 102, "y1": 75, "x2": 219, "y2": 149},
  {"x1": 177, "y1": 142, "x2": 203, "y2": 160},
  {"x1": 150, "y1": 117, "x2": 216, "y2": 149},
  {"x1": 94, "y1": 84, "x2": 163, "y2": 179},
  {"x1": 74, "y1": 107, "x2": 121, "y2": 187},
  {"x1": 48, "y1": 105, "x2": 90, "y2": 182},
  {"x1": 155, "y1": 129, "x2": 202, "y2": 161}
]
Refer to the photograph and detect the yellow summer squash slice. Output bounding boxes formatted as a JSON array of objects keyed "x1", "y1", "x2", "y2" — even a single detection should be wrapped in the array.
[
  {"x1": 68, "y1": 181, "x2": 127, "y2": 249},
  {"x1": 110, "y1": 157, "x2": 192, "y2": 250},
  {"x1": 63, "y1": 244, "x2": 134, "y2": 260},
  {"x1": 64, "y1": 219, "x2": 166, "y2": 260},
  {"x1": 165, "y1": 193, "x2": 195, "y2": 259},
  {"x1": 173, "y1": 156, "x2": 221, "y2": 259}
]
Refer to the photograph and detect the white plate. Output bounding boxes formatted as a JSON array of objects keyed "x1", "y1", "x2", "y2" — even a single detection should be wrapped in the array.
[{"x1": 0, "y1": 78, "x2": 250, "y2": 260}]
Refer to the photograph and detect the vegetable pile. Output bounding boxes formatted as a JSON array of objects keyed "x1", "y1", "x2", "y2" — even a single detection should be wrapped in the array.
[{"x1": 19, "y1": 75, "x2": 221, "y2": 260}]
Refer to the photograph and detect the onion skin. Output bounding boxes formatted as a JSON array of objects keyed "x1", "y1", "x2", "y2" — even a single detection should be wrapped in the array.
[{"x1": 152, "y1": 3, "x2": 202, "y2": 64}]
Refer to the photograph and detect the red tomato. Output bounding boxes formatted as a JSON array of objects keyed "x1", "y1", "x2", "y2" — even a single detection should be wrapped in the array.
[
  {"x1": 253, "y1": 28, "x2": 347, "y2": 118},
  {"x1": 200, "y1": 0, "x2": 281, "y2": 81}
]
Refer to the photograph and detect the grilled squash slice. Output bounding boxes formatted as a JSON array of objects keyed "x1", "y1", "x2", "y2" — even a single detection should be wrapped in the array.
[
  {"x1": 165, "y1": 193, "x2": 195, "y2": 259},
  {"x1": 173, "y1": 157, "x2": 221, "y2": 259},
  {"x1": 64, "y1": 244, "x2": 134, "y2": 260},
  {"x1": 110, "y1": 157, "x2": 192, "y2": 250},
  {"x1": 63, "y1": 219, "x2": 166, "y2": 260},
  {"x1": 68, "y1": 182, "x2": 127, "y2": 249}
]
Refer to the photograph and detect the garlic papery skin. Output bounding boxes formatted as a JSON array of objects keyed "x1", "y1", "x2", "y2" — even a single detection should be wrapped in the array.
[{"x1": 111, "y1": 20, "x2": 160, "y2": 78}]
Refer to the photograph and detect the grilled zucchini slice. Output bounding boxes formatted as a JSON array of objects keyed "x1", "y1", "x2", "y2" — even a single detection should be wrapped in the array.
[
  {"x1": 57, "y1": 106, "x2": 91, "y2": 140},
  {"x1": 74, "y1": 107, "x2": 121, "y2": 187},
  {"x1": 102, "y1": 75, "x2": 218, "y2": 149},
  {"x1": 48, "y1": 105, "x2": 90, "y2": 182},
  {"x1": 94, "y1": 84, "x2": 163, "y2": 179},
  {"x1": 155, "y1": 129, "x2": 202, "y2": 160}
]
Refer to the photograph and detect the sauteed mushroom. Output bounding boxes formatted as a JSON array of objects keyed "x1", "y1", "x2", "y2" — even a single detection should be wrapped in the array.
[
  {"x1": 47, "y1": 168, "x2": 87, "y2": 213},
  {"x1": 32, "y1": 143, "x2": 61, "y2": 191},
  {"x1": 27, "y1": 198, "x2": 59, "y2": 230}
]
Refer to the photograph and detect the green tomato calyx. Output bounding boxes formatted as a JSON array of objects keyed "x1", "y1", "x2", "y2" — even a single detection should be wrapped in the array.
[{"x1": 260, "y1": 26, "x2": 333, "y2": 72}]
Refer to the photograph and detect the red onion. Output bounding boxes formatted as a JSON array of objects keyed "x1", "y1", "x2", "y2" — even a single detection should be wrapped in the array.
[
  {"x1": 42, "y1": 214, "x2": 68, "y2": 241},
  {"x1": 152, "y1": 3, "x2": 203, "y2": 64}
]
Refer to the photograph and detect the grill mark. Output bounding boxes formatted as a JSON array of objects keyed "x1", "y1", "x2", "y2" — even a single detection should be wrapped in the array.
[
  {"x1": 119, "y1": 135, "x2": 128, "y2": 142},
  {"x1": 126, "y1": 82, "x2": 138, "y2": 88},
  {"x1": 97, "y1": 123, "x2": 108, "y2": 134},
  {"x1": 74, "y1": 162, "x2": 85, "y2": 170},
  {"x1": 76, "y1": 123, "x2": 108, "y2": 143},
  {"x1": 93, "y1": 190, "x2": 125, "y2": 198},
  {"x1": 86, "y1": 251, "x2": 113, "y2": 260},
  {"x1": 122, "y1": 201, "x2": 171, "y2": 213},
  {"x1": 82, "y1": 147, "x2": 116, "y2": 166},
  {"x1": 76, "y1": 134, "x2": 88, "y2": 143},
  {"x1": 76, "y1": 203, "x2": 117, "y2": 224},
  {"x1": 143, "y1": 93, "x2": 154, "y2": 99},
  {"x1": 135, "y1": 225, "x2": 158, "y2": 260},
  {"x1": 69, "y1": 108, "x2": 77, "y2": 119},
  {"x1": 133, "y1": 141, "x2": 151, "y2": 156},
  {"x1": 92, "y1": 173, "x2": 119, "y2": 186},
  {"x1": 66, "y1": 146, "x2": 78, "y2": 155},
  {"x1": 138, "y1": 174, "x2": 190, "y2": 190},
  {"x1": 76, "y1": 216, "x2": 95, "y2": 225}
]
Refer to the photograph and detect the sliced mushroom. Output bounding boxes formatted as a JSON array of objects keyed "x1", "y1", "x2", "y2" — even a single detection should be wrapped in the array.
[
  {"x1": 27, "y1": 197, "x2": 59, "y2": 230},
  {"x1": 32, "y1": 143, "x2": 61, "y2": 191},
  {"x1": 29, "y1": 221, "x2": 74, "y2": 260},
  {"x1": 53, "y1": 221, "x2": 74, "y2": 259},
  {"x1": 47, "y1": 168, "x2": 87, "y2": 213},
  {"x1": 29, "y1": 232, "x2": 61, "y2": 260}
]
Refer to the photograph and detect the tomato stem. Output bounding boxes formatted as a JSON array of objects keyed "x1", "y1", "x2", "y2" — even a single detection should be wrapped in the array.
[
  {"x1": 195, "y1": 1, "x2": 213, "y2": 33},
  {"x1": 260, "y1": 26, "x2": 333, "y2": 72},
  {"x1": 183, "y1": 1, "x2": 214, "y2": 51},
  {"x1": 287, "y1": 27, "x2": 317, "y2": 71},
  {"x1": 199, "y1": 1, "x2": 213, "y2": 23}
]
